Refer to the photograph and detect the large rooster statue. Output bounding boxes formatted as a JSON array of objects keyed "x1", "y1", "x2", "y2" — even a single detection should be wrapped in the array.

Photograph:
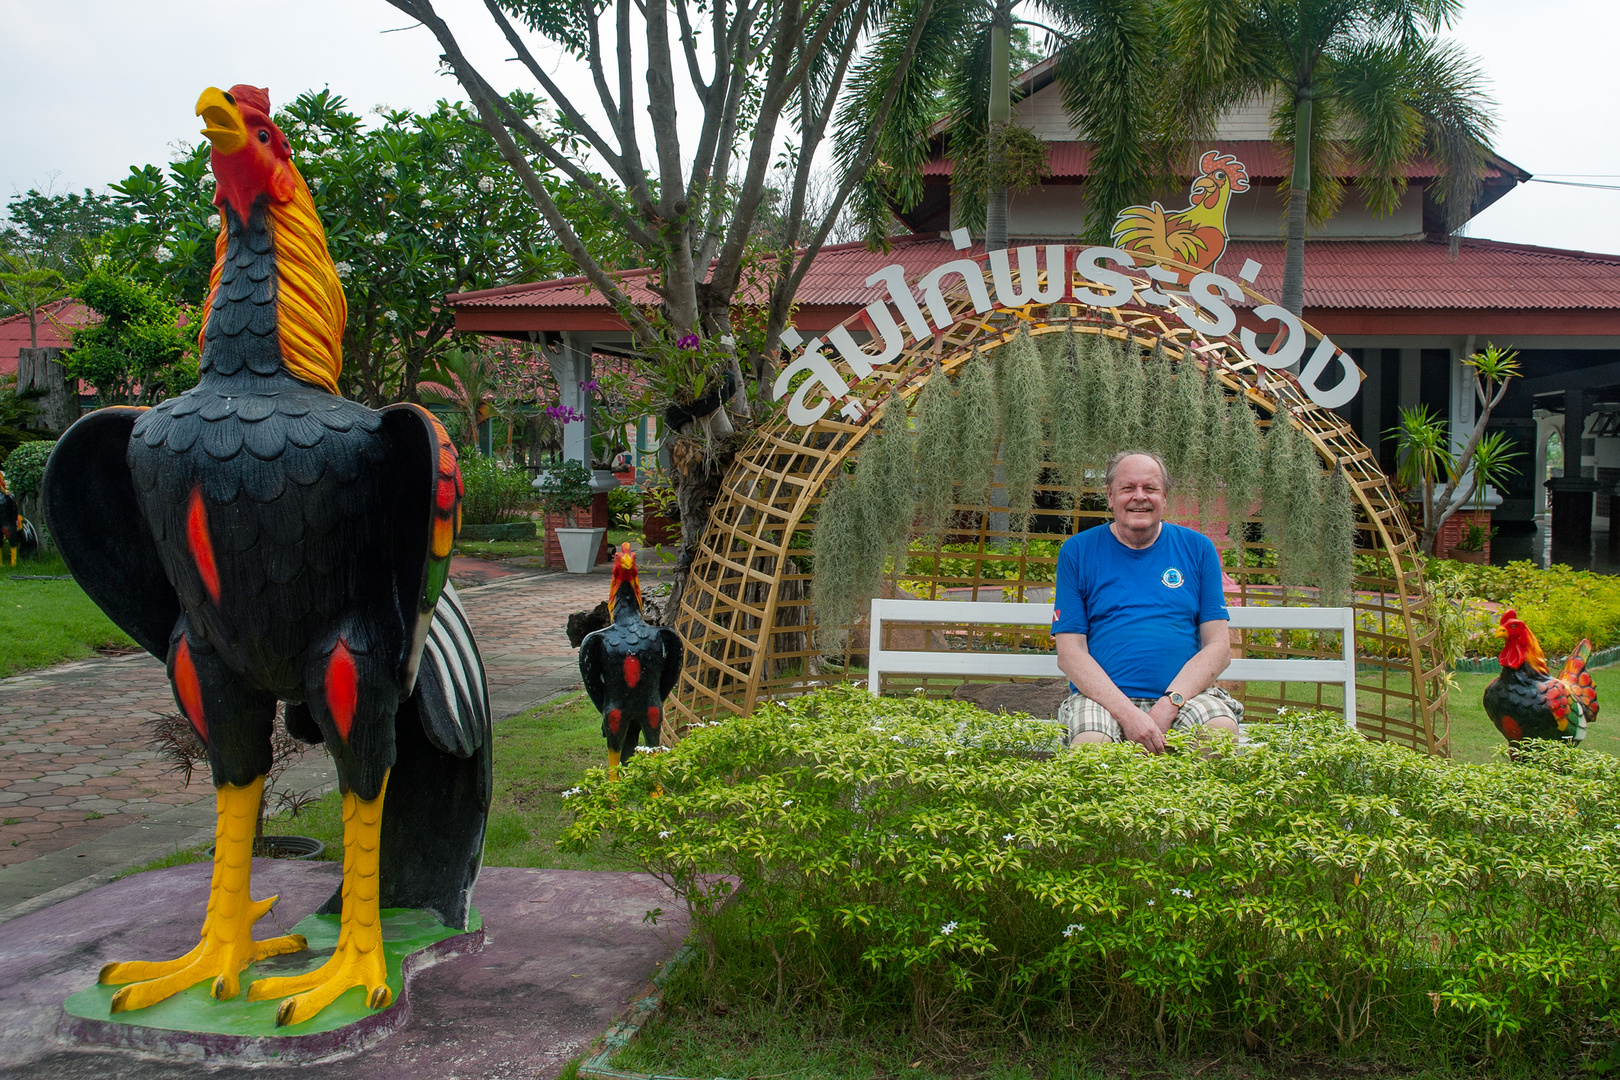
[
  {"x1": 1110, "y1": 151, "x2": 1250, "y2": 273},
  {"x1": 42, "y1": 86, "x2": 491, "y2": 1027},
  {"x1": 1483, "y1": 609, "x2": 1598, "y2": 746},
  {"x1": 580, "y1": 544, "x2": 683, "y2": 779}
]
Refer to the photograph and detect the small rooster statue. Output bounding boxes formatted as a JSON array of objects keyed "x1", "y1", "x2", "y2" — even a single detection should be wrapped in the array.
[
  {"x1": 0, "y1": 470, "x2": 38, "y2": 565},
  {"x1": 1111, "y1": 151, "x2": 1250, "y2": 274},
  {"x1": 579, "y1": 543, "x2": 683, "y2": 778},
  {"x1": 1483, "y1": 609, "x2": 1598, "y2": 746},
  {"x1": 43, "y1": 86, "x2": 491, "y2": 1027}
]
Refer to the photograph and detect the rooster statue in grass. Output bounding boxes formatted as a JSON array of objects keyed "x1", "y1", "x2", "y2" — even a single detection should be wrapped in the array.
[
  {"x1": 579, "y1": 543, "x2": 683, "y2": 779},
  {"x1": 1483, "y1": 609, "x2": 1598, "y2": 747},
  {"x1": 0, "y1": 470, "x2": 38, "y2": 565},
  {"x1": 42, "y1": 86, "x2": 491, "y2": 1027}
]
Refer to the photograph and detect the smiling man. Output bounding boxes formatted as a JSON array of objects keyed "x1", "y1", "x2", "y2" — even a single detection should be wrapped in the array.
[{"x1": 1051, "y1": 450, "x2": 1240, "y2": 752}]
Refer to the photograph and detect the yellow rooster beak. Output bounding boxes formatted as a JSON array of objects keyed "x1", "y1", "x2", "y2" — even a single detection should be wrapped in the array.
[{"x1": 196, "y1": 87, "x2": 248, "y2": 154}]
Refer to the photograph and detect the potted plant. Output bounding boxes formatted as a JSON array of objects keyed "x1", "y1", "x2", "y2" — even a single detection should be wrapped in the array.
[
  {"x1": 641, "y1": 475, "x2": 680, "y2": 547},
  {"x1": 537, "y1": 459, "x2": 602, "y2": 573}
]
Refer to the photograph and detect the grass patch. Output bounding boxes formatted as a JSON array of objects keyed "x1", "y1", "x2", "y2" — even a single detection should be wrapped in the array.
[
  {"x1": 0, "y1": 550, "x2": 137, "y2": 676},
  {"x1": 254, "y1": 692, "x2": 617, "y2": 870},
  {"x1": 116, "y1": 843, "x2": 213, "y2": 878},
  {"x1": 454, "y1": 527, "x2": 643, "y2": 562}
]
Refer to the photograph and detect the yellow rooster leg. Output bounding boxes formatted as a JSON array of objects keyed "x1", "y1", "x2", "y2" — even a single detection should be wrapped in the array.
[
  {"x1": 249, "y1": 773, "x2": 391, "y2": 1026},
  {"x1": 608, "y1": 749, "x2": 621, "y2": 782},
  {"x1": 101, "y1": 778, "x2": 307, "y2": 1011}
]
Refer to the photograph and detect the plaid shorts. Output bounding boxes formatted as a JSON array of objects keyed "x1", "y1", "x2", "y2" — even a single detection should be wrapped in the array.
[{"x1": 1058, "y1": 686, "x2": 1243, "y2": 745}]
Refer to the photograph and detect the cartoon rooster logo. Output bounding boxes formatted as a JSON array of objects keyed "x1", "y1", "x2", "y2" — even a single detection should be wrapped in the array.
[{"x1": 1111, "y1": 151, "x2": 1250, "y2": 274}]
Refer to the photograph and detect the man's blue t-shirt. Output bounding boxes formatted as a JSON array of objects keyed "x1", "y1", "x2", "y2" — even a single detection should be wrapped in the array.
[{"x1": 1051, "y1": 522, "x2": 1229, "y2": 699}]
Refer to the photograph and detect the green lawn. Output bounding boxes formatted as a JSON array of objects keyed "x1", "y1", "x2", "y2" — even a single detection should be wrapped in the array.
[
  {"x1": 229, "y1": 692, "x2": 617, "y2": 870},
  {"x1": 0, "y1": 551, "x2": 137, "y2": 676},
  {"x1": 454, "y1": 527, "x2": 643, "y2": 562}
]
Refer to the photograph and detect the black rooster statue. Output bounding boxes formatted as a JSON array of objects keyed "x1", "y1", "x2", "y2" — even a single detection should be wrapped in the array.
[
  {"x1": 42, "y1": 85, "x2": 491, "y2": 1027},
  {"x1": 1483, "y1": 608, "x2": 1598, "y2": 746},
  {"x1": 0, "y1": 469, "x2": 38, "y2": 565},
  {"x1": 580, "y1": 543, "x2": 683, "y2": 778}
]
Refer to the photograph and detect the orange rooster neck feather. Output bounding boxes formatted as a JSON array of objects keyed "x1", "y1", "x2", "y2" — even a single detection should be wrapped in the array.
[
  {"x1": 197, "y1": 86, "x2": 346, "y2": 395},
  {"x1": 608, "y1": 542, "x2": 642, "y2": 616}
]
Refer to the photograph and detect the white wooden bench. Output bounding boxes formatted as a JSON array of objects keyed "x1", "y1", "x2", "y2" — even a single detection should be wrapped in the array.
[{"x1": 866, "y1": 599, "x2": 1357, "y2": 728}]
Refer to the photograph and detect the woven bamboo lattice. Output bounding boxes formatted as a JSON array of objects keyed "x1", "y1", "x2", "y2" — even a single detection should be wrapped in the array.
[{"x1": 670, "y1": 252, "x2": 1451, "y2": 755}]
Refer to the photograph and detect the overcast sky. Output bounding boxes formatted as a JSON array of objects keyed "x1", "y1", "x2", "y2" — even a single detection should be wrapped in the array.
[{"x1": 3, "y1": 0, "x2": 1614, "y2": 253}]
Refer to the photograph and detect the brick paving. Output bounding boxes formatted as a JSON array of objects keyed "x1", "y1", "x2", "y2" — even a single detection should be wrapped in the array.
[{"x1": 0, "y1": 553, "x2": 662, "y2": 871}]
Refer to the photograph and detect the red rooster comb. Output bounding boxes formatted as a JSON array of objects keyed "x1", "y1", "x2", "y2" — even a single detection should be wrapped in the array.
[
  {"x1": 1199, "y1": 151, "x2": 1250, "y2": 192},
  {"x1": 1497, "y1": 608, "x2": 1548, "y2": 675},
  {"x1": 608, "y1": 542, "x2": 642, "y2": 617}
]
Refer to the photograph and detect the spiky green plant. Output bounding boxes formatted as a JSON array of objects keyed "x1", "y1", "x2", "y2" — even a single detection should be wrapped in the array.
[
  {"x1": 860, "y1": 400, "x2": 918, "y2": 567},
  {"x1": 1139, "y1": 341, "x2": 1174, "y2": 459},
  {"x1": 1318, "y1": 468, "x2": 1358, "y2": 607},
  {"x1": 1197, "y1": 365, "x2": 1229, "y2": 534},
  {"x1": 953, "y1": 350, "x2": 999, "y2": 511},
  {"x1": 912, "y1": 364, "x2": 958, "y2": 548},
  {"x1": 810, "y1": 469, "x2": 866, "y2": 649},
  {"x1": 1224, "y1": 397, "x2": 1264, "y2": 546},
  {"x1": 998, "y1": 329, "x2": 1047, "y2": 537}
]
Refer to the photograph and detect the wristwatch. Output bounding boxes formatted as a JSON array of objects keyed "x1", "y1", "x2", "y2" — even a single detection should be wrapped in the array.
[{"x1": 1163, "y1": 691, "x2": 1186, "y2": 708}]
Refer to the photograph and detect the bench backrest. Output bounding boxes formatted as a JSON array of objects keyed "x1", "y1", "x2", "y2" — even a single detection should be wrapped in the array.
[{"x1": 866, "y1": 599, "x2": 1356, "y2": 727}]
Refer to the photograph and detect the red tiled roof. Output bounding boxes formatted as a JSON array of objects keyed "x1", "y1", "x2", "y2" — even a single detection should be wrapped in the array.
[
  {"x1": 920, "y1": 141, "x2": 1513, "y2": 181},
  {"x1": 0, "y1": 301, "x2": 95, "y2": 377},
  {"x1": 450, "y1": 234, "x2": 1620, "y2": 320}
]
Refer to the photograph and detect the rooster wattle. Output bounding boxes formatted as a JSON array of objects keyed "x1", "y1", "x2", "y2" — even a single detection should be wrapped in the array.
[
  {"x1": 579, "y1": 544, "x2": 683, "y2": 778},
  {"x1": 1482, "y1": 608, "x2": 1598, "y2": 746},
  {"x1": 42, "y1": 86, "x2": 491, "y2": 1026}
]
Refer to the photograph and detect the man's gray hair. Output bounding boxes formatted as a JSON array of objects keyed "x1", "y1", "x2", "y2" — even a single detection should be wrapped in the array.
[{"x1": 1104, "y1": 449, "x2": 1172, "y2": 494}]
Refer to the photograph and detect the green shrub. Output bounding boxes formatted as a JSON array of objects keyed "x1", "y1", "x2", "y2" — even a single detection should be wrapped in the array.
[
  {"x1": 533, "y1": 459, "x2": 593, "y2": 523},
  {"x1": 459, "y1": 454, "x2": 535, "y2": 525},
  {"x1": 2, "y1": 439, "x2": 55, "y2": 500},
  {"x1": 607, "y1": 485, "x2": 640, "y2": 529},
  {"x1": 564, "y1": 687, "x2": 1620, "y2": 1064},
  {"x1": 1427, "y1": 558, "x2": 1620, "y2": 657}
]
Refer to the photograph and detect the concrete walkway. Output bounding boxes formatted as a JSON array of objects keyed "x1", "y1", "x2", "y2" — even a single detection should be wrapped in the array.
[{"x1": 0, "y1": 552, "x2": 668, "y2": 922}]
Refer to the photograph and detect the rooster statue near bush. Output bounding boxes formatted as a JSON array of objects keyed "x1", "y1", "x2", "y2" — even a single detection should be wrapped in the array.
[
  {"x1": 43, "y1": 86, "x2": 491, "y2": 1027},
  {"x1": 1483, "y1": 609, "x2": 1598, "y2": 747}
]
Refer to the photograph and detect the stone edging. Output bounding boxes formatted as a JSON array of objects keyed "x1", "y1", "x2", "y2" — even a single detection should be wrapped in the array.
[
  {"x1": 578, "y1": 944, "x2": 698, "y2": 1080},
  {"x1": 1452, "y1": 642, "x2": 1620, "y2": 675}
]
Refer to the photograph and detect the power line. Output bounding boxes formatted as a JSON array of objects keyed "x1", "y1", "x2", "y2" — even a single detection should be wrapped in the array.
[{"x1": 1526, "y1": 177, "x2": 1620, "y2": 191}]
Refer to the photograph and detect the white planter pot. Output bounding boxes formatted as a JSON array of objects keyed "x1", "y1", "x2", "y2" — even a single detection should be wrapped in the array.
[{"x1": 555, "y1": 526, "x2": 605, "y2": 574}]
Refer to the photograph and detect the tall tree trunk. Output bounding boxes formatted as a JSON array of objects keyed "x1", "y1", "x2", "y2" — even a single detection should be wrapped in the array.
[
  {"x1": 1280, "y1": 91, "x2": 1312, "y2": 322},
  {"x1": 983, "y1": 5, "x2": 1012, "y2": 252}
]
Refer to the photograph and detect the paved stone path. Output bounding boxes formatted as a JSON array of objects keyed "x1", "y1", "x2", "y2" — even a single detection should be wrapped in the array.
[{"x1": 0, "y1": 552, "x2": 670, "y2": 918}]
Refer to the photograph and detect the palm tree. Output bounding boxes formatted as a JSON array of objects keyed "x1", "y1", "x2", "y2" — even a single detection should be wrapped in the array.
[
  {"x1": 418, "y1": 347, "x2": 502, "y2": 455},
  {"x1": 1167, "y1": 0, "x2": 1496, "y2": 315}
]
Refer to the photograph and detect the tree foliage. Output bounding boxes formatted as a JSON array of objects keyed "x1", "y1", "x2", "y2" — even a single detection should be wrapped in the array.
[{"x1": 65, "y1": 269, "x2": 196, "y2": 406}]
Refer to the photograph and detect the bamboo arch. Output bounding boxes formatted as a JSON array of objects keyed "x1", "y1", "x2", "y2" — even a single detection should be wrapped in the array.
[{"x1": 669, "y1": 252, "x2": 1451, "y2": 755}]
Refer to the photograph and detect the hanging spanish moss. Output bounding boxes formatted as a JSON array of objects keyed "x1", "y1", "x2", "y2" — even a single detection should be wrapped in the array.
[
  {"x1": 1048, "y1": 330, "x2": 1089, "y2": 492},
  {"x1": 1224, "y1": 396, "x2": 1265, "y2": 546},
  {"x1": 999, "y1": 330, "x2": 1048, "y2": 536},
  {"x1": 1093, "y1": 336, "x2": 1131, "y2": 456},
  {"x1": 1318, "y1": 468, "x2": 1358, "y2": 607},
  {"x1": 809, "y1": 468, "x2": 865, "y2": 649},
  {"x1": 1074, "y1": 332, "x2": 1107, "y2": 473},
  {"x1": 1263, "y1": 416, "x2": 1325, "y2": 590},
  {"x1": 1140, "y1": 341, "x2": 1175, "y2": 459},
  {"x1": 912, "y1": 363, "x2": 958, "y2": 548},
  {"x1": 859, "y1": 399, "x2": 917, "y2": 568},
  {"x1": 1111, "y1": 339, "x2": 1146, "y2": 450},
  {"x1": 953, "y1": 350, "x2": 999, "y2": 512},
  {"x1": 1164, "y1": 351, "x2": 1207, "y2": 495},
  {"x1": 1198, "y1": 364, "x2": 1229, "y2": 534}
]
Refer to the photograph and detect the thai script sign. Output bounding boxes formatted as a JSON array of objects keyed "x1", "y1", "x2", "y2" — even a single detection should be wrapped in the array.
[{"x1": 773, "y1": 228, "x2": 1361, "y2": 427}]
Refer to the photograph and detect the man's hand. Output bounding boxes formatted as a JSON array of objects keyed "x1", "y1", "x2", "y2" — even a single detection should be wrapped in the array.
[
  {"x1": 1149, "y1": 696, "x2": 1180, "y2": 734},
  {"x1": 1114, "y1": 706, "x2": 1166, "y2": 754}
]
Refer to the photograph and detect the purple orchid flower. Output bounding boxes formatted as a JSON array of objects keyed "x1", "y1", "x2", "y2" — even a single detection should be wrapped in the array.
[{"x1": 676, "y1": 333, "x2": 700, "y2": 350}]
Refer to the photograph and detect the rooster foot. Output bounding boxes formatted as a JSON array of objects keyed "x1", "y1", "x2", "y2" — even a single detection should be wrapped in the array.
[
  {"x1": 247, "y1": 925, "x2": 391, "y2": 1026},
  {"x1": 100, "y1": 778, "x2": 308, "y2": 1011},
  {"x1": 248, "y1": 776, "x2": 392, "y2": 1026}
]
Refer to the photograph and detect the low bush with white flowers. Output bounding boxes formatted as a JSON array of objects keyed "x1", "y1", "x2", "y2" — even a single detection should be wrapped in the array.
[{"x1": 560, "y1": 686, "x2": 1620, "y2": 1064}]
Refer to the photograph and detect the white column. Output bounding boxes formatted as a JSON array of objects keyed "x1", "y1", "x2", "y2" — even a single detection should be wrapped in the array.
[{"x1": 549, "y1": 332, "x2": 595, "y2": 468}]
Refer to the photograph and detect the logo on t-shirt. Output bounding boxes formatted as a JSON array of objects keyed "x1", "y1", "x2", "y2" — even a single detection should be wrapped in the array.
[{"x1": 1161, "y1": 567, "x2": 1185, "y2": 589}]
